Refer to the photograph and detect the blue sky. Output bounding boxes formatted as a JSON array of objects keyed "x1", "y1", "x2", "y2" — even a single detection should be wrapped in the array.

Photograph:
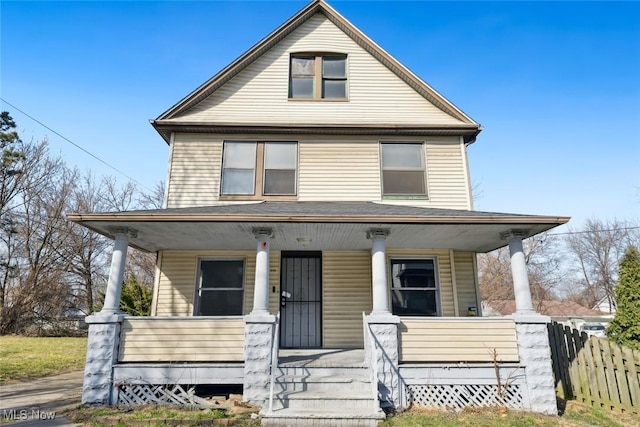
[{"x1": 2, "y1": 1, "x2": 639, "y2": 231}]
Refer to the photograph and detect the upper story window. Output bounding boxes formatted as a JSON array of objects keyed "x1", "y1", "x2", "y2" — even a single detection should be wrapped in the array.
[
  {"x1": 221, "y1": 142, "x2": 256, "y2": 195},
  {"x1": 380, "y1": 143, "x2": 427, "y2": 196},
  {"x1": 289, "y1": 54, "x2": 347, "y2": 100},
  {"x1": 221, "y1": 141, "x2": 297, "y2": 198},
  {"x1": 195, "y1": 259, "x2": 245, "y2": 316},
  {"x1": 390, "y1": 258, "x2": 440, "y2": 316}
]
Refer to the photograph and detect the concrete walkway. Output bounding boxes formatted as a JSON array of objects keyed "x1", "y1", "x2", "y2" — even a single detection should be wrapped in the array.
[{"x1": 0, "y1": 371, "x2": 83, "y2": 426}]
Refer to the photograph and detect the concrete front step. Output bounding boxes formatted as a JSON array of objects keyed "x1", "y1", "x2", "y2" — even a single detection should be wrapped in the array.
[
  {"x1": 275, "y1": 374, "x2": 370, "y2": 393},
  {"x1": 261, "y1": 407, "x2": 385, "y2": 427},
  {"x1": 265, "y1": 364, "x2": 381, "y2": 425},
  {"x1": 276, "y1": 366, "x2": 368, "y2": 377},
  {"x1": 272, "y1": 390, "x2": 374, "y2": 410}
]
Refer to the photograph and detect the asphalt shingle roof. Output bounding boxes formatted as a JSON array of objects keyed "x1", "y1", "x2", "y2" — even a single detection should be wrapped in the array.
[{"x1": 90, "y1": 201, "x2": 534, "y2": 218}]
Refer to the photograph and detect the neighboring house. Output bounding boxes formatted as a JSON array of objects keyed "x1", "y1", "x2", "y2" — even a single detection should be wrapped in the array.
[
  {"x1": 484, "y1": 299, "x2": 603, "y2": 318},
  {"x1": 69, "y1": 1, "x2": 569, "y2": 423},
  {"x1": 483, "y1": 299, "x2": 611, "y2": 331}
]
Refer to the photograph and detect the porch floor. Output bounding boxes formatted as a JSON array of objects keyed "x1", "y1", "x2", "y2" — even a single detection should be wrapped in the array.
[{"x1": 278, "y1": 349, "x2": 365, "y2": 368}]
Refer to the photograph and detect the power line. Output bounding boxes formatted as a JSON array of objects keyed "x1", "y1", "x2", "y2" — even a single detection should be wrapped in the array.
[{"x1": 0, "y1": 98, "x2": 153, "y2": 192}]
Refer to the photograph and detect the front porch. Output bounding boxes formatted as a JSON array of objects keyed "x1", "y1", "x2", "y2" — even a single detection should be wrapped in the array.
[
  {"x1": 88, "y1": 314, "x2": 545, "y2": 416},
  {"x1": 71, "y1": 202, "x2": 567, "y2": 417}
]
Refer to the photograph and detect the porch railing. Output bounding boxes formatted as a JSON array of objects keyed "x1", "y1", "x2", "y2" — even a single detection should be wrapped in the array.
[
  {"x1": 399, "y1": 317, "x2": 520, "y2": 363},
  {"x1": 118, "y1": 316, "x2": 245, "y2": 363}
]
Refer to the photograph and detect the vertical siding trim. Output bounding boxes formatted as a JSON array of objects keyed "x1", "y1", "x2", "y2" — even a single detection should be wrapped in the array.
[
  {"x1": 449, "y1": 249, "x2": 459, "y2": 317},
  {"x1": 461, "y1": 136, "x2": 473, "y2": 210},
  {"x1": 163, "y1": 132, "x2": 174, "y2": 209},
  {"x1": 472, "y1": 253, "x2": 483, "y2": 316},
  {"x1": 423, "y1": 141, "x2": 431, "y2": 200},
  {"x1": 151, "y1": 251, "x2": 163, "y2": 316}
]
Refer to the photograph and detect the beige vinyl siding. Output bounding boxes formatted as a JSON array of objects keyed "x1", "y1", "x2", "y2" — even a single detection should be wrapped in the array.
[
  {"x1": 174, "y1": 14, "x2": 464, "y2": 126},
  {"x1": 399, "y1": 318, "x2": 519, "y2": 362},
  {"x1": 298, "y1": 140, "x2": 380, "y2": 201},
  {"x1": 425, "y1": 139, "x2": 471, "y2": 209},
  {"x1": 155, "y1": 250, "x2": 283, "y2": 316},
  {"x1": 269, "y1": 251, "x2": 281, "y2": 314},
  {"x1": 166, "y1": 134, "x2": 222, "y2": 208},
  {"x1": 322, "y1": 251, "x2": 372, "y2": 348},
  {"x1": 387, "y1": 249, "x2": 455, "y2": 316},
  {"x1": 166, "y1": 134, "x2": 469, "y2": 209},
  {"x1": 454, "y1": 251, "x2": 479, "y2": 316},
  {"x1": 119, "y1": 318, "x2": 244, "y2": 362}
]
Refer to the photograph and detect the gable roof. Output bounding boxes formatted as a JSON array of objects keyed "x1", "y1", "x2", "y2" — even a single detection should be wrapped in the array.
[{"x1": 151, "y1": 0, "x2": 480, "y2": 143}]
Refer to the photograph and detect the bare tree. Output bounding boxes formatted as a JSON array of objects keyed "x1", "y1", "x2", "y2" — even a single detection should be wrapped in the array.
[
  {"x1": 0, "y1": 141, "x2": 76, "y2": 334},
  {"x1": 124, "y1": 181, "x2": 165, "y2": 300},
  {"x1": 565, "y1": 218, "x2": 639, "y2": 312},
  {"x1": 64, "y1": 172, "x2": 112, "y2": 314},
  {"x1": 138, "y1": 181, "x2": 165, "y2": 210},
  {"x1": 0, "y1": 112, "x2": 167, "y2": 333},
  {"x1": 478, "y1": 232, "x2": 566, "y2": 311}
]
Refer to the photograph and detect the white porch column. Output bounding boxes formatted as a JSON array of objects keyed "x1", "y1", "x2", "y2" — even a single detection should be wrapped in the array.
[
  {"x1": 251, "y1": 227, "x2": 273, "y2": 315},
  {"x1": 102, "y1": 229, "x2": 134, "y2": 314},
  {"x1": 501, "y1": 229, "x2": 535, "y2": 315},
  {"x1": 368, "y1": 228, "x2": 390, "y2": 315},
  {"x1": 244, "y1": 228, "x2": 276, "y2": 405},
  {"x1": 82, "y1": 226, "x2": 135, "y2": 405}
]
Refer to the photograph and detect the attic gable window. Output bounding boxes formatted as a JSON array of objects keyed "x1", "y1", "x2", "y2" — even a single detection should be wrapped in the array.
[{"x1": 289, "y1": 54, "x2": 347, "y2": 100}]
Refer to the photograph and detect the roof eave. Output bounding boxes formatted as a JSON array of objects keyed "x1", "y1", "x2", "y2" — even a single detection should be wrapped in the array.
[
  {"x1": 150, "y1": 121, "x2": 482, "y2": 145},
  {"x1": 67, "y1": 212, "x2": 570, "y2": 226}
]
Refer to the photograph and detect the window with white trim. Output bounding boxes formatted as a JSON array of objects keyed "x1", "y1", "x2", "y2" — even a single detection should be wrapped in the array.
[
  {"x1": 195, "y1": 259, "x2": 245, "y2": 316},
  {"x1": 380, "y1": 143, "x2": 427, "y2": 196},
  {"x1": 390, "y1": 259, "x2": 439, "y2": 316},
  {"x1": 289, "y1": 54, "x2": 347, "y2": 99},
  {"x1": 221, "y1": 141, "x2": 297, "y2": 197}
]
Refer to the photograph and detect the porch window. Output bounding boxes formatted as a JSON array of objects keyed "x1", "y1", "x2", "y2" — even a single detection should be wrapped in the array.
[
  {"x1": 390, "y1": 259, "x2": 439, "y2": 316},
  {"x1": 195, "y1": 259, "x2": 245, "y2": 316},
  {"x1": 221, "y1": 141, "x2": 297, "y2": 197},
  {"x1": 289, "y1": 54, "x2": 347, "y2": 100},
  {"x1": 380, "y1": 143, "x2": 427, "y2": 196}
]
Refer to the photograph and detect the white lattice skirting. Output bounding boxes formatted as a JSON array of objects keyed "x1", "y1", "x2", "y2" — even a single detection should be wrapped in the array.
[
  {"x1": 116, "y1": 384, "x2": 209, "y2": 406},
  {"x1": 406, "y1": 384, "x2": 524, "y2": 410}
]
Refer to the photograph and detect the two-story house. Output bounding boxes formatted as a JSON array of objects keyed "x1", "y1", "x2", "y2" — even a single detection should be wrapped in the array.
[{"x1": 70, "y1": 1, "x2": 568, "y2": 424}]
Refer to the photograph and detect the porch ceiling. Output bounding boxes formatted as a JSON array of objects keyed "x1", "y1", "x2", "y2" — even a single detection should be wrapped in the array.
[{"x1": 67, "y1": 202, "x2": 569, "y2": 253}]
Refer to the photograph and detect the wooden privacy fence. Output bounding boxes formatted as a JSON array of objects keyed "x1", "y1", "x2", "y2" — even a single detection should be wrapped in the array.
[{"x1": 548, "y1": 321, "x2": 640, "y2": 414}]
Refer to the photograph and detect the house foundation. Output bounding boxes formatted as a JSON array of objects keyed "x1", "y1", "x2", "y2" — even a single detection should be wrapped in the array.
[
  {"x1": 243, "y1": 314, "x2": 277, "y2": 406},
  {"x1": 513, "y1": 315, "x2": 558, "y2": 415},
  {"x1": 82, "y1": 313, "x2": 123, "y2": 404}
]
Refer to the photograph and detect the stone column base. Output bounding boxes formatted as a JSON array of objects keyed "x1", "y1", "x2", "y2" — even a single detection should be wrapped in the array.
[
  {"x1": 82, "y1": 313, "x2": 124, "y2": 405},
  {"x1": 243, "y1": 313, "x2": 277, "y2": 406},
  {"x1": 366, "y1": 313, "x2": 401, "y2": 408},
  {"x1": 511, "y1": 314, "x2": 558, "y2": 415}
]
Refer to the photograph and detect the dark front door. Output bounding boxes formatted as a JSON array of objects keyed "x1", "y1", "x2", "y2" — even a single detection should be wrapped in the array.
[{"x1": 280, "y1": 252, "x2": 322, "y2": 348}]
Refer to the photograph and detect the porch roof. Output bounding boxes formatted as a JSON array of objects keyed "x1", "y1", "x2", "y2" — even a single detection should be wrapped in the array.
[{"x1": 67, "y1": 201, "x2": 569, "y2": 253}]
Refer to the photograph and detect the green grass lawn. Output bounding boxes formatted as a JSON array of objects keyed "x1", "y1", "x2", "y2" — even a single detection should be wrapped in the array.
[
  {"x1": 67, "y1": 405, "x2": 261, "y2": 427},
  {"x1": 380, "y1": 401, "x2": 639, "y2": 427},
  {"x1": 0, "y1": 335, "x2": 87, "y2": 383},
  {"x1": 66, "y1": 401, "x2": 637, "y2": 427}
]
